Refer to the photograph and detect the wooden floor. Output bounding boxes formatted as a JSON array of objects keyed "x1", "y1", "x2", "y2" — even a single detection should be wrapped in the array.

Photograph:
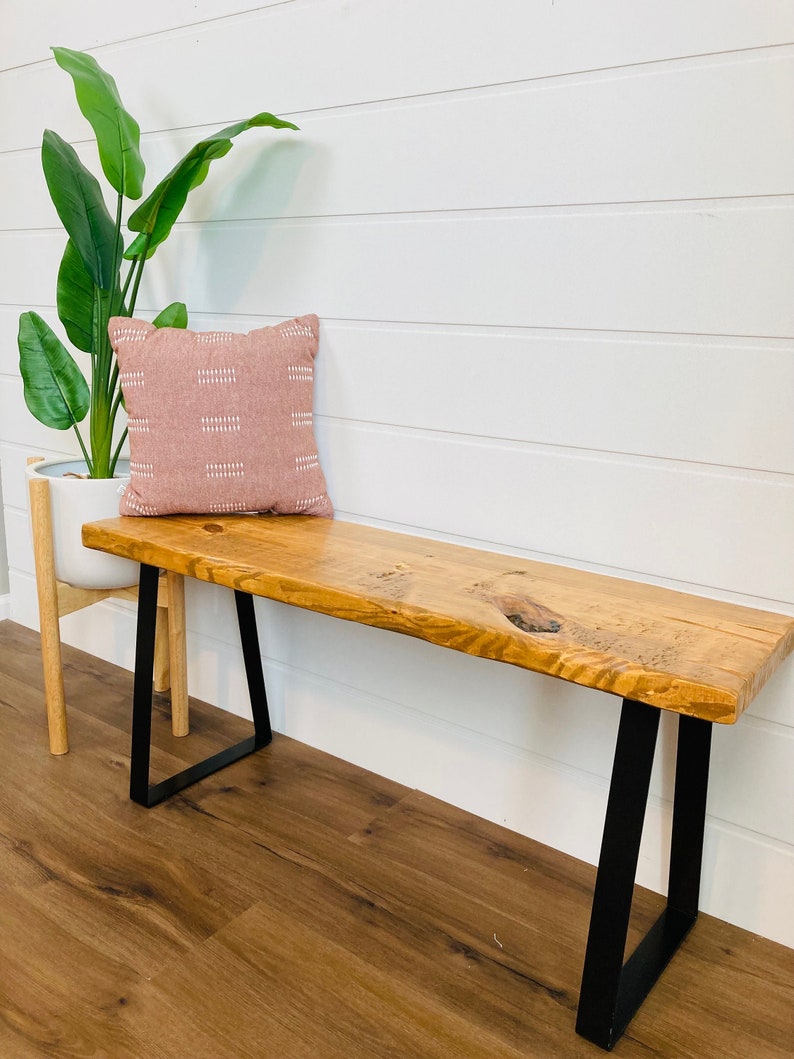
[{"x1": 1, "y1": 621, "x2": 792, "y2": 1059}]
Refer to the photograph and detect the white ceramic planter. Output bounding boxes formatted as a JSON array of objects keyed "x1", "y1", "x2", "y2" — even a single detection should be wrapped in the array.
[{"x1": 27, "y1": 458, "x2": 139, "y2": 589}]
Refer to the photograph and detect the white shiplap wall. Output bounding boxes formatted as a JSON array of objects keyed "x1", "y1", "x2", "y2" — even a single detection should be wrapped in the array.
[{"x1": 1, "y1": 1, "x2": 792, "y2": 946}]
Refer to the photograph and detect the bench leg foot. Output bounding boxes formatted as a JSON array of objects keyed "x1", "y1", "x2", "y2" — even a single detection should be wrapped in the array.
[
  {"x1": 575, "y1": 699, "x2": 712, "y2": 1050},
  {"x1": 129, "y1": 564, "x2": 272, "y2": 807}
]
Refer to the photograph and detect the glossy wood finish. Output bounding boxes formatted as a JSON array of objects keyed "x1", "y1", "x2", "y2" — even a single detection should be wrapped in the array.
[
  {"x1": 84, "y1": 514, "x2": 794, "y2": 723},
  {"x1": 1, "y1": 621, "x2": 793, "y2": 1058}
]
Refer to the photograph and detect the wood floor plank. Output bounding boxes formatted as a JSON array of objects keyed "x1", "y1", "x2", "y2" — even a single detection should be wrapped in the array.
[
  {"x1": 120, "y1": 895, "x2": 537, "y2": 1059},
  {"x1": 187, "y1": 730, "x2": 412, "y2": 838},
  {"x1": 0, "y1": 885, "x2": 170, "y2": 1059},
  {"x1": 346, "y1": 789, "x2": 669, "y2": 958},
  {"x1": 1, "y1": 621, "x2": 793, "y2": 1058},
  {"x1": 627, "y1": 921, "x2": 794, "y2": 1058},
  {"x1": 132, "y1": 794, "x2": 586, "y2": 1054}
]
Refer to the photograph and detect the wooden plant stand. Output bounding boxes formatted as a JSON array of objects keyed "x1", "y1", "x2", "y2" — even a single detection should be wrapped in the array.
[{"x1": 27, "y1": 457, "x2": 188, "y2": 755}]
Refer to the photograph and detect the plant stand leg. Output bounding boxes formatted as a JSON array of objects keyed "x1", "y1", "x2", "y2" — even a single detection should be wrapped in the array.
[
  {"x1": 153, "y1": 602, "x2": 171, "y2": 694},
  {"x1": 28, "y1": 457, "x2": 188, "y2": 753},
  {"x1": 135, "y1": 572, "x2": 189, "y2": 735},
  {"x1": 166, "y1": 572, "x2": 189, "y2": 737},
  {"x1": 28, "y1": 471, "x2": 69, "y2": 755}
]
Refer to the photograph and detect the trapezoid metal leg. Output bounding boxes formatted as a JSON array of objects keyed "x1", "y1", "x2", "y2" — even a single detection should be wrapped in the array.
[
  {"x1": 234, "y1": 590, "x2": 272, "y2": 745},
  {"x1": 129, "y1": 571, "x2": 273, "y2": 808},
  {"x1": 667, "y1": 714, "x2": 712, "y2": 917},
  {"x1": 129, "y1": 563, "x2": 162, "y2": 806},
  {"x1": 575, "y1": 699, "x2": 712, "y2": 1050}
]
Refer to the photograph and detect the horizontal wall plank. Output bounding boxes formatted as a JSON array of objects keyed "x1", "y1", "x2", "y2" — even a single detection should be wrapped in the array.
[
  {"x1": 154, "y1": 51, "x2": 794, "y2": 216},
  {"x1": 311, "y1": 323, "x2": 794, "y2": 476},
  {"x1": 4, "y1": 385, "x2": 794, "y2": 603},
  {"x1": 147, "y1": 206, "x2": 794, "y2": 338},
  {"x1": 5, "y1": 379, "x2": 794, "y2": 601},
  {"x1": 0, "y1": 0, "x2": 287, "y2": 70},
  {"x1": 4, "y1": 310, "x2": 793, "y2": 475},
  {"x1": 703, "y1": 822, "x2": 794, "y2": 949},
  {"x1": 711, "y1": 719, "x2": 794, "y2": 844},
  {"x1": 3, "y1": 2, "x2": 793, "y2": 151},
  {"x1": 4, "y1": 204, "x2": 794, "y2": 338},
  {"x1": 5, "y1": 52, "x2": 792, "y2": 232},
  {"x1": 317, "y1": 420, "x2": 794, "y2": 603}
]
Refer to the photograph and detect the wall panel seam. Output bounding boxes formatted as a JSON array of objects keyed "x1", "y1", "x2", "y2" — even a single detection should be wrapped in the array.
[
  {"x1": 8, "y1": 36, "x2": 789, "y2": 86},
  {"x1": 318, "y1": 417, "x2": 794, "y2": 484},
  {"x1": 5, "y1": 195, "x2": 794, "y2": 230},
  {"x1": 705, "y1": 814, "x2": 794, "y2": 853},
  {"x1": 740, "y1": 713, "x2": 794, "y2": 739},
  {"x1": 0, "y1": 1, "x2": 299, "y2": 77}
]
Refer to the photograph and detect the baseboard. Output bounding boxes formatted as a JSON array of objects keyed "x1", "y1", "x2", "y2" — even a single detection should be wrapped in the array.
[{"x1": 0, "y1": 593, "x2": 10, "y2": 621}]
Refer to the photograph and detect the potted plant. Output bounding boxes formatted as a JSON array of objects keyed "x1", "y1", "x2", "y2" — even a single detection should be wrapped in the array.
[{"x1": 20, "y1": 46, "x2": 298, "y2": 587}]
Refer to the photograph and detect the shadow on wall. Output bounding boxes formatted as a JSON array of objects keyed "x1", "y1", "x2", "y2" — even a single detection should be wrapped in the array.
[{"x1": 190, "y1": 138, "x2": 316, "y2": 310}]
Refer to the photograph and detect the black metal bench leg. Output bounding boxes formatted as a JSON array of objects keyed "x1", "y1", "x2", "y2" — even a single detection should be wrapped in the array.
[
  {"x1": 668, "y1": 714, "x2": 712, "y2": 917},
  {"x1": 234, "y1": 590, "x2": 272, "y2": 745},
  {"x1": 129, "y1": 565, "x2": 273, "y2": 807},
  {"x1": 129, "y1": 562, "x2": 160, "y2": 805},
  {"x1": 575, "y1": 699, "x2": 712, "y2": 1049}
]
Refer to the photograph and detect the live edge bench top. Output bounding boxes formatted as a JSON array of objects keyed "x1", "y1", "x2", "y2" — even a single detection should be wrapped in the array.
[{"x1": 83, "y1": 513, "x2": 794, "y2": 725}]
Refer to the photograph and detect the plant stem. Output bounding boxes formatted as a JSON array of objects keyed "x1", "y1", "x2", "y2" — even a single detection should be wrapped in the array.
[
  {"x1": 88, "y1": 193, "x2": 126, "y2": 478},
  {"x1": 107, "y1": 384, "x2": 126, "y2": 476},
  {"x1": 109, "y1": 426, "x2": 128, "y2": 477},
  {"x1": 120, "y1": 256, "x2": 137, "y2": 309},
  {"x1": 73, "y1": 424, "x2": 94, "y2": 475},
  {"x1": 127, "y1": 233, "x2": 153, "y2": 316}
]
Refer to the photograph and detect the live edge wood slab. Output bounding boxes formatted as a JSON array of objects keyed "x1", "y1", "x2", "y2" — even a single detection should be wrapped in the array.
[
  {"x1": 83, "y1": 512, "x2": 794, "y2": 724},
  {"x1": 82, "y1": 512, "x2": 794, "y2": 1050}
]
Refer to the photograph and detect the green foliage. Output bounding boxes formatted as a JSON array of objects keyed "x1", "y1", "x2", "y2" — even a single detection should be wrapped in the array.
[
  {"x1": 126, "y1": 112, "x2": 298, "y2": 260},
  {"x1": 18, "y1": 46, "x2": 298, "y2": 477},
  {"x1": 41, "y1": 129, "x2": 117, "y2": 290},
  {"x1": 52, "y1": 47, "x2": 144, "y2": 200},
  {"x1": 57, "y1": 239, "x2": 99, "y2": 352},
  {"x1": 18, "y1": 312, "x2": 90, "y2": 431},
  {"x1": 151, "y1": 302, "x2": 189, "y2": 329}
]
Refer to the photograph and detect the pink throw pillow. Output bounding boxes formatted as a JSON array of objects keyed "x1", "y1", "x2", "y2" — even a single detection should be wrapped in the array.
[{"x1": 109, "y1": 314, "x2": 333, "y2": 518}]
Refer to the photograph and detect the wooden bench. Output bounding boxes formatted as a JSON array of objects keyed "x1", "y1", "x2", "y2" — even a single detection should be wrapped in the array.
[{"x1": 82, "y1": 513, "x2": 794, "y2": 1051}]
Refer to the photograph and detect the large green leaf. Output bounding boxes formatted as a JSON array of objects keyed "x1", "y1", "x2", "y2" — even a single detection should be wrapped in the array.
[
  {"x1": 152, "y1": 301, "x2": 188, "y2": 329},
  {"x1": 42, "y1": 129, "x2": 117, "y2": 289},
  {"x1": 18, "y1": 312, "x2": 90, "y2": 429},
  {"x1": 125, "y1": 112, "x2": 298, "y2": 259},
  {"x1": 57, "y1": 239, "x2": 95, "y2": 352},
  {"x1": 53, "y1": 46, "x2": 144, "y2": 199},
  {"x1": 57, "y1": 238, "x2": 125, "y2": 354}
]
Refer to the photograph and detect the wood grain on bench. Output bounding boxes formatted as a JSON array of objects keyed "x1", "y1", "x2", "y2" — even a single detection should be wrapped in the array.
[{"x1": 83, "y1": 514, "x2": 794, "y2": 724}]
